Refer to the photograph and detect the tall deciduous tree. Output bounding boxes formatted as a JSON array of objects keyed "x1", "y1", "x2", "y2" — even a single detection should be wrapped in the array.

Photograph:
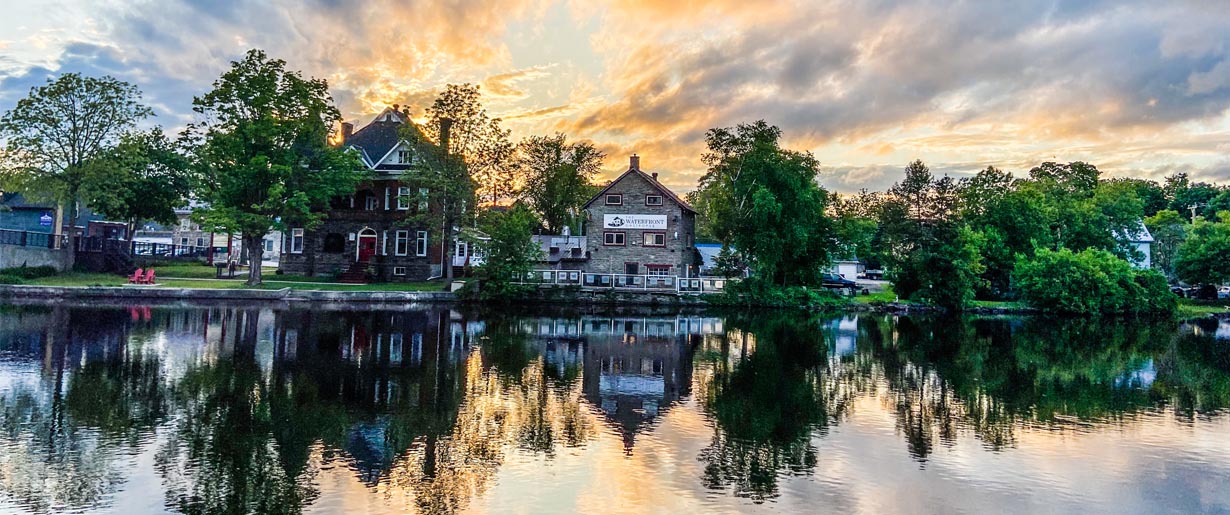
[
  {"x1": 417, "y1": 83, "x2": 515, "y2": 279},
  {"x1": 1174, "y1": 211, "x2": 1230, "y2": 286},
  {"x1": 0, "y1": 73, "x2": 153, "y2": 231},
  {"x1": 694, "y1": 120, "x2": 833, "y2": 287},
  {"x1": 516, "y1": 133, "x2": 604, "y2": 234},
  {"x1": 185, "y1": 49, "x2": 366, "y2": 286},
  {"x1": 80, "y1": 128, "x2": 192, "y2": 239}
]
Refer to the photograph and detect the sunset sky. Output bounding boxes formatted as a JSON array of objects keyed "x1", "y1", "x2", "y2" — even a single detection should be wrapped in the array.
[{"x1": 2, "y1": 0, "x2": 1228, "y2": 193}]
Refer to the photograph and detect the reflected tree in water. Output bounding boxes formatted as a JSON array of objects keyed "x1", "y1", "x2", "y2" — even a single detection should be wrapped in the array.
[
  {"x1": 0, "y1": 307, "x2": 170, "y2": 513},
  {"x1": 697, "y1": 313, "x2": 853, "y2": 501}
]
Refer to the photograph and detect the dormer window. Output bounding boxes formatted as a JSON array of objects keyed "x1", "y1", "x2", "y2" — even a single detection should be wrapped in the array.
[
  {"x1": 605, "y1": 194, "x2": 623, "y2": 206},
  {"x1": 398, "y1": 150, "x2": 413, "y2": 163},
  {"x1": 646, "y1": 195, "x2": 662, "y2": 206}
]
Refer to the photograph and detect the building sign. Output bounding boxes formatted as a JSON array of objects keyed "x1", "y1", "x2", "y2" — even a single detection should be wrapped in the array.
[
  {"x1": 39, "y1": 212, "x2": 53, "y2": 227},
  {"x1": 603, "y1": 214, "x2": 667, "y2": 230}
]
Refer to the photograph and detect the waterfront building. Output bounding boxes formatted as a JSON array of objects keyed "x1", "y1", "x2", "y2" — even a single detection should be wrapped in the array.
[
  {"x1": 582, "y1": 156, "x2": 699, "y2": 278},
  {"x1": 279, "y1": 106, "x2": 447, "y2": 282}
]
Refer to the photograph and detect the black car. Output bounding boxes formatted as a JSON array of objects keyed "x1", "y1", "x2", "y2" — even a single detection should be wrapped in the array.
[{"x1": 822, "y1": 273, "x2": 859, "y2": 289}]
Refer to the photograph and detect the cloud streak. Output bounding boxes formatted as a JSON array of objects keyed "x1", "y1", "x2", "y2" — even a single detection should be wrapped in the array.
[{"x1": 0, "y1": 0, "x2": 1227, "y2": 193}]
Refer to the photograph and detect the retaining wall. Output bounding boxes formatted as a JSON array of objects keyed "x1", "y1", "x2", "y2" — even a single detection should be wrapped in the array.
[{"x1": 0, "y1": 245, "x2": 72, "y2": 271}]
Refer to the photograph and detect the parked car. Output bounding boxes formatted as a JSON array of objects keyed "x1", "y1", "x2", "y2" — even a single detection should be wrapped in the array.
[
  {"x1": 862, "y1": 269, "x2": 886, "y2": 280},
  {"x1": 822, "y1": 273, "x2": 859, "y2": 290},
  {"x1": 1219, "y1": 286, "x2": 1230, "y2": 299},
  {"x1": 1170, "y1": 285, "x2": 1187, "y2": 298}
]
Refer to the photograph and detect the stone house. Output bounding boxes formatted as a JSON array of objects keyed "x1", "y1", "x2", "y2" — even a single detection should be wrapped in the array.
[
  {"x1": 582, "y1": 155, "x2": 698, "y2": 278},
  {"x1": 279, "y1": 106, "x2": 447, "y2": 282}
]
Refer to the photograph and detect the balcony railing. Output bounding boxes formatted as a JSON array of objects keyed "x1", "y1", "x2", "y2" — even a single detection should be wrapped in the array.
[
  {"x1": 523, "y1": 271, "x2": 732, "y2": 293},
  {"x1": 0, "y1": 229, "x2": 63, "y2": 249}
]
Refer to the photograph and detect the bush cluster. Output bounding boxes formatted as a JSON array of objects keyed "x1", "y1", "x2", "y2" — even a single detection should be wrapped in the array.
[
  {"x1": 710, "y1": 279, "x2": 845, "y2": 310},
  {"x1": 1013, "y1": 248, "x2": 1176, "y2": 315}
]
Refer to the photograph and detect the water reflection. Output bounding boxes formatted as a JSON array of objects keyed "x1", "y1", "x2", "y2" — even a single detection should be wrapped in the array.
[{"x1": 0, "y1": 305, "x2": 1226, "y2": 514}]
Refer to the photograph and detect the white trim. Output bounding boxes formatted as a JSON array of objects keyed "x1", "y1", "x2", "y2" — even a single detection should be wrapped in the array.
[
  {"x1": 384, "y1": 187, "x2": 390, "y2": 210},
  {"x1": 290, "y1": 228, "x2": 304, "y2": 254},
  {"x1": 416, "y1": 230, "x2": 428, "y2": 257},
  {"x1": 397, "y1": 186, "x2": 411, "y2": 210},
  {"x1": 356, "y1": 227, "x2": 377, "y2": 261},
  {"x1": 395, "y1": 230, "x2": 409, "y2": 256},
  {"x1": 381, "y1": 230, "x2": 388, "y2": 256},
  {"x1": 373, "y1": 140, "x2": 409, "y2": 168},
  {"x1": 393, "y1": 266, "x2": 407, "y2": 276}
]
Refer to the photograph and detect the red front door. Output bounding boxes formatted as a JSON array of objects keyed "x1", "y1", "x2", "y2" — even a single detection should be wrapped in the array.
[{"x1": 358, "y1": 237, "x2": 377, "y2": 262}]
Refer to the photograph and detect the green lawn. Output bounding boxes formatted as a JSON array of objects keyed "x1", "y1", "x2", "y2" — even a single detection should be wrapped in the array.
[
  {"x1": 1178, "y1": 299, "x2": 1230, "y2": 317},
  {"x1": 849, "y1": 285, "x2": 902, "y2": 304},
  {"x1": 23, "y1": 271, "x2": 446, "y2": 292}
]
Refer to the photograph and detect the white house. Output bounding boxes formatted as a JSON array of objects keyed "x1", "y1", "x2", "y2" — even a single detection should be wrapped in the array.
[{"x1": 1115, "y1": 221, "x2": 1153, "y2": 269}]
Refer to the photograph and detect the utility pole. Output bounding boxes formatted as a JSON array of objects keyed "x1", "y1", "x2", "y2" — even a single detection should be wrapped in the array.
[{"x1": 1189, "y1": 203, "x2": 1206, "y2": 221}]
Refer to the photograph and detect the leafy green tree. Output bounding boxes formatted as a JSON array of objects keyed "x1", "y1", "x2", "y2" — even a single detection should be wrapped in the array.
[
  {"x1": 1164, "y1": 173, "x2": 1222, "y2": 220},
  {"x1": 417, "y1": 83, "x2": 509, "y2": 279},
  {"x1": 1174, "y1": 211, "x2": 1230, "y2": 286},
  {"x1": 419, "y1": 84, "x2": 516, "y2": 208},
  {"x1": 1107, "y1": 178, "x2": 1167, "y2": 217},
  {"x1": 184, "y1": 49, "x2": 366, "y2": 285},
  {"x1": 1144, "y1": 209, "x2": 1187, "y2": 280},
  {"x1": 1028, "y1": 161, "x2": 1100, "y2": 197},
  {"x1": 473, "y1": 204, "x2": 543, "y2": 300},
  {"x1": 694, "y1": 121, "x2": 833, "y2": 286},
  {"x1": 1013, "y1": 247, "x2": 1175, "y2": 315},
  {"x1": 0, "y1": 73, "x2": 153, "y2": 230},
  {"x1": 878, "y1": 160, "x2": 984, "y2": 309},
  {"x1": 515, "y1": 133, "x2": 604, "y2": 234},
  {"x1": 80, "y1": 128, "x2": 191, "y2": 239}
]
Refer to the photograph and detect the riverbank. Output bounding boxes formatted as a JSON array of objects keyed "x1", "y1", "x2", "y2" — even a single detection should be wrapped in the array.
[{"x1": 2, "y1": 272, "x2": 1224, "y2": 319}]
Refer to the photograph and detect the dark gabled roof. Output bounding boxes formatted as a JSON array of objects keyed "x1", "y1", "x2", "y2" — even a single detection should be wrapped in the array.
[
  {"x1": 346, "y1": 111, "x2": 405, "y2": 167},
  {"x1": 583, "y1": 167, "x2": 696, "y2": 213},
  {"x1": 0, "y1": 192, "x2": 54, "y2": 210}
]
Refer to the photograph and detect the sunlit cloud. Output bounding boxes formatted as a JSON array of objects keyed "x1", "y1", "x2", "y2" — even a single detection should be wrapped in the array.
[{"x1": 1, "y1": 0, "x2": 1227, "y2": 192}]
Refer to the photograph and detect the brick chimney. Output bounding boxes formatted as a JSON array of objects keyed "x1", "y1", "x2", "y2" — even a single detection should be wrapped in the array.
[
  {"x1": 440, "y1": 117, "x2": 453, "y2": 156},
  {"x1": 629, "y1": 154, "x2": 640, "y2": 171},
  {"x1": 340, "y1": 122, "x2": 354, "y2": 143},
  {"x1": 652, "y1": 172, "x2": 658, "y2": 182}
]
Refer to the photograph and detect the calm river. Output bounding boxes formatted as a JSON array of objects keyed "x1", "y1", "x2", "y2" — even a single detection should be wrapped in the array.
[{"x1": 0, "y1": 303, "x2": 1227, "y2": 514}]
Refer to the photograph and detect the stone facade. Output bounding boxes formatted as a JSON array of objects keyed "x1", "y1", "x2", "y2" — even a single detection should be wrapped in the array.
[
  {"x1": 279, "y1": 106, "x2": 445, "y2": 282},
  {"x1": 583, "y1": 157, "x2": 698, "y2": 277}
]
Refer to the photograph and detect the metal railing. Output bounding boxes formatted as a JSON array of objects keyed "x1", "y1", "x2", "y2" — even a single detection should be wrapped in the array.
[
  {"x1": 522, "y1": 271, "x2": 733, "y2": 293},
  {"x1": 0, "y1": 228, "x2": 62, "y2": 249},
  {"x1": 131, "y1": 241, "x2": 212, "y2": 258}
]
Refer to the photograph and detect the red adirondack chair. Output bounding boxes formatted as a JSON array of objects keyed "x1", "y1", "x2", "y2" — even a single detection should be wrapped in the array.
[
  {"x1": 128, "y1": 268, "x2": 144, "y2": 284},
  {"x1": 141, "y1": 269, "x2": 156, "y2": 285}
]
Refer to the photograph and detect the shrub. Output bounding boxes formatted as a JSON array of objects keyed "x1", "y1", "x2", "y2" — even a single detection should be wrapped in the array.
[
  {"x1": 0, "y1": 275, "x2": 24, "y2": 285},
  {"x1": 1013, "y1": 247, "x2": 1175, "y2": 315},
  {"x1": 710, "y1": 278, "x2": 845, "y2": 310}
]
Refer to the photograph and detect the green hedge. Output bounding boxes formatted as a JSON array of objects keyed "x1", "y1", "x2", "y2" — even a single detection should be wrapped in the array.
[
  {"x1": 709, "y1": 279, "x2": 846, "y2": 310},
  {"x1": 1013, "y1": 248, "x2": 1176, "y2": 315}
]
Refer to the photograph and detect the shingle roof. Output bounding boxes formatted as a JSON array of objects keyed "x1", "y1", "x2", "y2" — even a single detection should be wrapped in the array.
[
  {"x1": 0, "y1": 192, "x2": 54, "y2": 209},
  {"x1": 583, "y1": 166, "x2": 696, "y2": 213}
]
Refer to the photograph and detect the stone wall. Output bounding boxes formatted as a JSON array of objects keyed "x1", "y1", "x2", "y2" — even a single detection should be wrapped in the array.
[
  {"x1": 584, "y1": 171, "x2": 697, "y2": 276},
  {"x1": 0, "y1": 245, "x2": 72, "y2": 271}
]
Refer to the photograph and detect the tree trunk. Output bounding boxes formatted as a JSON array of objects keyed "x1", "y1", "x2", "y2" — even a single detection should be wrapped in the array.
[{"x1": 245, "y1": 233, "x2": 264, "y2": 286}]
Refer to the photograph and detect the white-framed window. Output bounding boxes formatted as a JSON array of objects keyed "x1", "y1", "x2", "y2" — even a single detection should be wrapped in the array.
[
  {"x1": 395, "y1": 230, "x2": 409, "y2": 256},
  {"x1": 644, "y1": 232, "x2": 666, "y2": 247},
  {"x1": 398, "y1": 150, "x2": 413, "y2": 163},
  {"x1": 365, "y1": 194, "x2": 380, "y2": 211},
  {"x1": 647, "y1": 265, "x2": 671, "y2": 276},
  {"x1": 290, "y1": 228, "x2": 304, "y2": 253},
  {"x1": 195, "y1": 237, "x2": 205, "y2": 247},
  {"x1": 603, "y1": 231, "x2": 626, "y2": 246},
  {"x1": 262, "y1": 239, "x2": 272, "y2": 251},
  {"x1": 416, "y1": 231, "x2": 428, "y2": 256},
  {"x1": 646, "y1": 195, "x2": 663, "y2": 206},
  {"x1": 180, "y1": 237, "x2": 188, "y2": 246},
  {"x1": 605, "y1": 194, "x2": 622, "y2": 205},
  {"x1": 418, "y1": 188, "x2": 429, "y2": 212},
  {"x1": 393, "y1": 266, "x2": 407, "y2": 276},
  {"x1": 397, "y1": 186, "x2": 411, "y2": 210},
  {"x1": 455, "y1": 240, "x2": 468, "y2": 258}
]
